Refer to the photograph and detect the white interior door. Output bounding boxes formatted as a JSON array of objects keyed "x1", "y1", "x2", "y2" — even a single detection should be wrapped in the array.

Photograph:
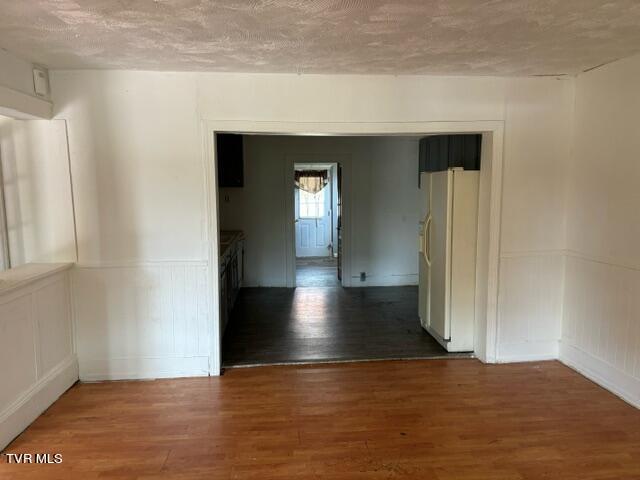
[
  {"x1": 295, "y1": 182, "x2": 332, "y2": 257},
  {"x1": 428, "y1": 170, "x2": 452, "y2": 341}
]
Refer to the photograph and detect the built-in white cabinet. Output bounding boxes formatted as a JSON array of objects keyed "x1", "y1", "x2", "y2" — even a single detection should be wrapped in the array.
[{"x1": 0, "y1": 264, "x2": 77, "y2": 450}]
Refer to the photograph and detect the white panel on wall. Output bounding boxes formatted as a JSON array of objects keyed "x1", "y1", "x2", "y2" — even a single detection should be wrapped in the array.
[
  {"x1": 33, "y1": 279, "x2": 72, "y2": 377},
  {"x1": 73, "y1": 264, "x2": 210, "y2": 380},
  {"x1": 0, "y1": 296, "x2": 37, "y2": 410},
  {"x1": 497, "y1": 254, "x2": 564, "y2": 361},
  {"x1": 0, "y1": 267, "x2": 77, "y2": 450},
  {"x1": 562, "y1": 255, "x2": 640, "y2": 407}
]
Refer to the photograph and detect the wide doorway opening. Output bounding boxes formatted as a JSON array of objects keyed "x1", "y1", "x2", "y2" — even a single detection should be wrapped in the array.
[{"x1": 212, "y1": 130, "x2": 493, "y2": 370}]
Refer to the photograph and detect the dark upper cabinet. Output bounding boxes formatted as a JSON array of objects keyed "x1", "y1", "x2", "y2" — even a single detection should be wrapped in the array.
[
  {"x1": 217, "y1": 133, "x2": 244, "y2": 187},
  {"x1": 419, "y1": 134, "x2": 481, "y2": 178}
]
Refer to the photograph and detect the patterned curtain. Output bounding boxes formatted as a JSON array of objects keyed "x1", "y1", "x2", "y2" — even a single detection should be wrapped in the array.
[{"x1": 295, "y1": 170, "x2": 329, "y2": 194}]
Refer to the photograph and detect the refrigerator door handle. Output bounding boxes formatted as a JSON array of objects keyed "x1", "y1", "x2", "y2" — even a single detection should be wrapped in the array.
[{"x1": 424, "y1": 214, "x2": 432, "y2": 266}]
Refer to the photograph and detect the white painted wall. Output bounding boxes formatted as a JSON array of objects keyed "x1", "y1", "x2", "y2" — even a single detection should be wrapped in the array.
[
  {"x1": 220, "y1": 135, "x2": 421, "y2": 287},
  {"x1": 49, "y1": 70, "x2": 574, "y2": 377},
  {"x1": 561, "y1": 54, "x2": 640, "y2": 408},
  {"x1": 48, "y1": 72, "x2": 208, "y2": 380},
  {"x1": 0, "y1": 265, "x2": 77, "y2": 450},
  {"x1": 54, "y1": 73, "x2": 204, "y2": 266},
  {"x1": 496, "y1": 78, "x2": 573, "y2": 361},
  {"x1": 0, "y1": 118, "x2": 76, "y2": 267}
]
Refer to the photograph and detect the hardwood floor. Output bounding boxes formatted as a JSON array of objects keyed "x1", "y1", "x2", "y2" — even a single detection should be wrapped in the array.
[
  {"x1": 222, "y1": 286, "x2": 459, "y2": 367},
  {"x1": 3, "y1": 360, "x2": 640, "y2": 479},
  {"x1": 296, "y1": 256, "x2": 341, "y2": 287}
]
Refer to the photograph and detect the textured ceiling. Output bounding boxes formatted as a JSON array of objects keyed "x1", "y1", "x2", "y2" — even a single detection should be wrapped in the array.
[{"x1": 1, "y1": 1, "x2": 640, "y2": 75}]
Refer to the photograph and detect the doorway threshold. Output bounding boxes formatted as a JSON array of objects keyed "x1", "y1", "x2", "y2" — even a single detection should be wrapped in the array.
[{"x1": 223, "y1": 353, "x2": 474, "y2": 370}]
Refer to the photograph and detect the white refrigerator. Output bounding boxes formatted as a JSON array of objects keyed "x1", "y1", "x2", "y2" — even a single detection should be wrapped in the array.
[{"x1": 419, "y1": 169, "x2": 479, "y2": 352}]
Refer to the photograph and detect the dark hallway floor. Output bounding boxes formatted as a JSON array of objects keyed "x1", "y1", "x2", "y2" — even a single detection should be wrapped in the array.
[
  {"x1": 222, "y1": 286, "x2": 469, "y2": 367},
  {"x1": 296, "y1": 256, "x2": 341, "y2": 287}
]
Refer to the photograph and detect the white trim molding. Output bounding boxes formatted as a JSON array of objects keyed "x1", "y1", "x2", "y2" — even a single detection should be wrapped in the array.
[
  {"x1": 498, "y1": 340, "x2": 560, "y2": 363},
  {"x1": 0, "y1": 84, "x2": 53, "y2": 120},
  {"x1": 560, "y1": 342, "x2": 640, "y2": 410},
  {"x1": 76, "y1": 260, "x2": 209, "y2": 269},
  {"x1": 284, "y1": 154, "x2": 351, "y2": 288},
  {"x1": 79, "y1": 356, "x2": 209, "y2": 382}
]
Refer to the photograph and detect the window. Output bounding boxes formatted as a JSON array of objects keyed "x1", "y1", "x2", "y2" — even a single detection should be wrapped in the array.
[{"x1": 299, "y1": 188, "x2": 325, "y2": 218}]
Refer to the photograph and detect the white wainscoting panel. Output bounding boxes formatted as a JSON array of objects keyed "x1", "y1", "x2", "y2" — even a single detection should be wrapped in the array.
[
  {"x1": 497, "y1": 253, "x2": 564, "y2": 362},
  {"x1": 561, "y1": 254, "x2": 640, "y2": 408},
  {"x1": 34, "y1": 279, "x2": 74, "y2": 378},
  {"x1": 0, "y1": 266, "x2": 77, "y2": 450},
  {"x1": 73, "y1": 263, "x2": 210, "y2": 381}
]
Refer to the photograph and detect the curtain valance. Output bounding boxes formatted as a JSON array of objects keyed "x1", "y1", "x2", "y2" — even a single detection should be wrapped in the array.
[{"x1": 295, "y1": 170, "x2": 329, "y2": 194}]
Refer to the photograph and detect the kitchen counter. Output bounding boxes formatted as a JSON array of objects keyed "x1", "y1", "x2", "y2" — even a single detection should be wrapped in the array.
[{"x1": 219, "y1": 231, "x2": 245, "y2": 336}]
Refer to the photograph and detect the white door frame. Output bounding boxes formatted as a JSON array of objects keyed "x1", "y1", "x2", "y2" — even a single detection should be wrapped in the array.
[
  {"x1": 202, "y1": 120, "x2": 504, "y2": 375},
  {"x1": 285, "y1": 155, "x2": 350, "y2": 288}
]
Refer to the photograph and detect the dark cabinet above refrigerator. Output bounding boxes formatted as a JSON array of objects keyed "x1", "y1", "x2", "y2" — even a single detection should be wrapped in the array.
[
  {"x1": 217, "y1": 133, "x2": 244, "y2": 187},
  {"x1": 418, "y1": 134, "x2": 481, "y2": 183}
]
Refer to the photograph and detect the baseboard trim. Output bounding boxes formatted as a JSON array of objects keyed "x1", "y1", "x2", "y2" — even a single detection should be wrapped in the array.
[
  {"x1": 497, "y1": 340, "x2": 559, "y2": 363},
  {"x1": 0, "y1": 355, "x2": 78, "y2": 451},
  {"x1": 560, "y1": 342, "x2": 640, "y2": 410},
  {"x1": 79, "y1": 355, "x2": 210, "y2": 381},
  {"x1": 349, "y1": 274, "x2": 418, "y2": 287}
]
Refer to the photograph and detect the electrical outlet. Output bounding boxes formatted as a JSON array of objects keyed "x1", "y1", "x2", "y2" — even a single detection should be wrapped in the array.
[{"x1": 360, "y1": 272, "x2": 366, "y2": 282}]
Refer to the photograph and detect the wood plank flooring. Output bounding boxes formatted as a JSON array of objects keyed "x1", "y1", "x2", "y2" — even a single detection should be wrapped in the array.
[
  {"x1": 3, "y1": 360, "x2": 640, "y2": 479},
  {"x1": 222, "y1": 286, "x2": 459, "y2": 367},
  {"x1": 296, "y1": 257, "x2": 341, "y2": 287}
]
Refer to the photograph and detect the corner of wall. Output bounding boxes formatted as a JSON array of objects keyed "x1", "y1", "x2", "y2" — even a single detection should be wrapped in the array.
[
  {"x1": 557, "y1": 54, "x2": 640, "y2": 411},
  {"x1": 0, "y1": 49, "x2": 53, "y2": 119}
]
